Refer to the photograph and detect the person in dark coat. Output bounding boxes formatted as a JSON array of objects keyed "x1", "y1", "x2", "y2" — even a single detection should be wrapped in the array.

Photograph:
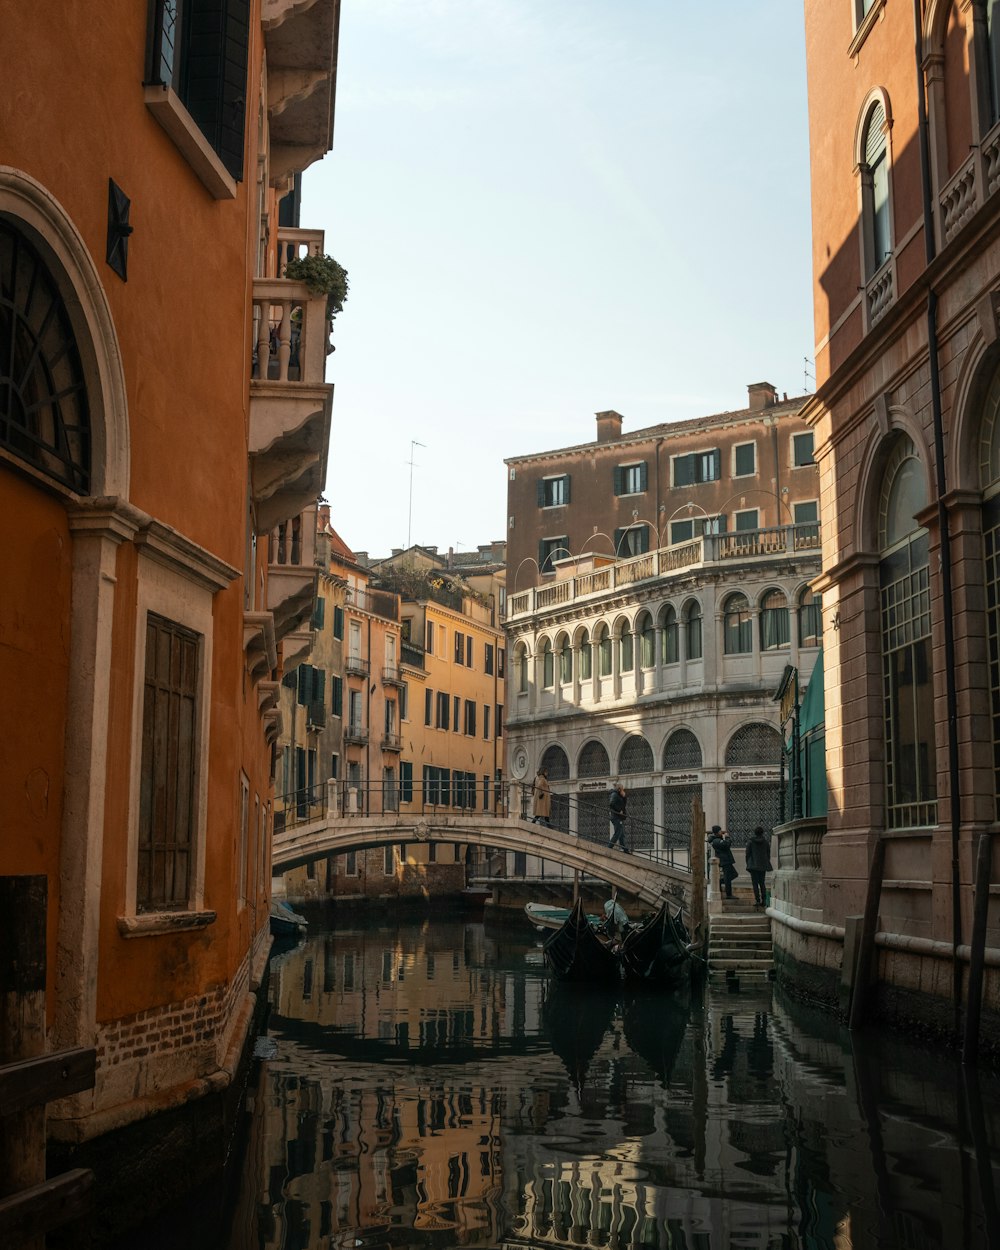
[
  {"x1": 745, "y1": 825, "x2": 772, "y2": 908},
  {"x1": 608, "y1": 782, "x2": 629, "y2": 852},
  {"x1": 708, "y1": 825, "x2": 738, "y2": 899}
]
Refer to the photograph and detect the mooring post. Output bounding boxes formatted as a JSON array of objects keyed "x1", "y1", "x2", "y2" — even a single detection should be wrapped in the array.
[
  {"x1": 0, "y1": 875, "x2": 48, "y2": 1250},
  {"x1": 690, "y1": 797, "x2": 706, "y2": 952}
]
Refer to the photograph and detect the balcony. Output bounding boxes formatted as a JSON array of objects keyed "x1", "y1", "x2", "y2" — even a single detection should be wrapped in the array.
[
  {"x1": 381, "y1": 731, "x2": 402, "y2": 753},
  {"x1": 306, "y1": 700, "x2": 327, "y2": 731},
  {"x1": 262, "y1": 0, "x2": 341, "y2": 192},
  {"x1": 346, "y1": 585, "x2": 400, "y2": 620},
  {"x1": 401, "y1": 640, "x2": 426, "y2": 670},
  {"x1": 243, "y1": 611, "x2": 277, "y2": 685},
  {"x1": 250, "y1": 231, "x2": 333, "y2": 535},
  {"x1": 345, "y1": 655, "x2": 370, "y2": 678},
  {"x1": 344, "y1": 722, "x2": 368, "y2": 746},
  {"x1": 268, "y1": 505, "x2": 320, "y2": 652},
  {"x1": 382, "y1": 665, "x2": 405, "y2": 687},
  {"x1": 507, "y1": 522, "x2": 822, "y2": 620}
]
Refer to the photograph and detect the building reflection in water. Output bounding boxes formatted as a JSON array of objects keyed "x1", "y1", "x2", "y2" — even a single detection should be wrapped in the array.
[{"x1": 229, "y1": 918, "x2": 1000, "y2": 1250}]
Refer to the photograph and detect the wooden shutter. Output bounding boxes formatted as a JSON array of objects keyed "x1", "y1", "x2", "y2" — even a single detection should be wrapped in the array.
[
  {"x1": 712, "y1": 449, "x2": 722, "y2": 480},
  {"x1": 455, "y1": 631, "x2": 463, "y2": 663},
  {"x1": 563, "y1": 474, "x2": 571, "y2": 504},
  {"x1": 638, "y1": 462, "x2": 648, "y2": 492},
  {"x1": 613, "y1": 466, "x2": 625, "y2": 495},
  {"x1": 466, "y1": 636, "x2": 472, "y2": 666},
  {"x1": 537, "y1": 479, "x2": 546, "y2": 506},
  {"x1": 424, "y1": 688, "x2": 432, "y2": 725},
  {"x1": 180, "y1": 0, "x2": 250, "y2": 180},
  {"x1": 674, "y1": 455, "x2": 694, "y2": 487},
  {"x1": 614, "y1": 527, "x2": 625, "y2": 554}
]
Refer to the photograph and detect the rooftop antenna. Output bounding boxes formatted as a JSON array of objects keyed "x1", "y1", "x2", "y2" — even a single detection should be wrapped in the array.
[
  {"x1": 803, "y1": 356, "x2": 815, "y2": 393},
  {"x1": 407, "y1": 440, "x2": 426, "y2": 549}
]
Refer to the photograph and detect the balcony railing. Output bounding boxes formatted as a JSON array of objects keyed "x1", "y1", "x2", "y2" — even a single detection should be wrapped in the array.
[
  {"x1": 382, "y1": 665, "x2": 405, "y2": 687},
  {"x1": 344, "y1": 723, "x2": 368, "y2": 745},
  {"x1": 507, "y1": 522, "x2": 821, "y2": 620},
  {"x1": 346, "y1": 586, "x2": 400, "y2": 621},
  {"x1": 345, "y1": 655, "x2": 370, "y2": 678},
  {"x1": 401, "y1": 640, "x2": 426, "y2": 669},
  {"x1": 381, "y1": 731, "x2": 402, "y2": 752}
]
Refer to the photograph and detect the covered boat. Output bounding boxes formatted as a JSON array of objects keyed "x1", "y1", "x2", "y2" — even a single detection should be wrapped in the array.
[
  {"x1": 270, "y1": 898, "x2": 308, "y2": 938},
  {"x1": 542, "y1": 898, "x2": 622, "y2": 984},
  {"x1": 619, "y1": 902, "x2": 692, "y2": 989}
]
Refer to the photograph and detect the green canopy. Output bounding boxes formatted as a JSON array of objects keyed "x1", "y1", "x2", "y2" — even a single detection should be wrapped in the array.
[{"x1": 799, "y1": 651, "x2": 824, "y2": 735}]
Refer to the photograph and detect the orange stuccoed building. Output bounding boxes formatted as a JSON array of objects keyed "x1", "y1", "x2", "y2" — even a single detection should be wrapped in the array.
[{"x1": 0, "y1": 0, "x2": 340, "y2": 1151}]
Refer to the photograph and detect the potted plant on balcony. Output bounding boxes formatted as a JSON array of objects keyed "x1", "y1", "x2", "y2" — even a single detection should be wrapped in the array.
[{"x1": 284, "y1": 253, "x2": 349, "y2": 354}]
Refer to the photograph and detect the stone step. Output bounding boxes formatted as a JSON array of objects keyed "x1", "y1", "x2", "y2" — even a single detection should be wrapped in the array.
[
  {"x1": 710, "y1": 942, "x2": 773, "y2": 956},
  {"x1": 711, "y1": 922, "x2": 772, "y2": 934},
  {"x1": 709, "y1": 958, "x2": 774, "y2": 973}
]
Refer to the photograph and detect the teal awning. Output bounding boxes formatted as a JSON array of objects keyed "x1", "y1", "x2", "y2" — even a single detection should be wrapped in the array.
[{"x1": 799, "y1": 649, "x2": 824, "y2": 735}]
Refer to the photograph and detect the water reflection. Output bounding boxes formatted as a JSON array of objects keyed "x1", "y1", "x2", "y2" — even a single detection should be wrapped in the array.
[{"x1": 232, "y1": 916, "x2": 1000, "y2": 1250}]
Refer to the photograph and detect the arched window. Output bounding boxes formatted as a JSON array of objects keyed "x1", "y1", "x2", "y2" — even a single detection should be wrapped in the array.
[
  {"x1": 618, "y1": 620, "x2": 633, "y2": 672},
  {"x1": 725, "y1": 723, "x2": 782, "y2": 767},
  {"x1": 596, "y1": 623, "x2": 612, "y2": 676},
  {"x1": 860, "y1": 101, "x2": 891, "y2": 278},
  {"x1": 578, "y1": 739, "x2": 611, "y2": 778},
  {"x1": 723, "y1": 593, "x2": 752, "y2": 655},
  {"x1": 799, "y1": 587, "x2": 822, "y2": 647},
  {"x1": 578, "y1": 628, "x2": 592, "y2": 680},
  {"x1": 619, "y1": 734, "x2": 653, "y2": 774},
  {"x1": 879, "y1": 436, "x2": 936, "y2": 828},
  {"x1": 540, "y1": 744, "x2": 570, "y2": 781},
  {"x1": 685, "y1": 600, "x2": 703, "y2": 660},
  {"x1": 663, "y1": 728, "x2": 703, "y2": 770},
  {"x1": 540, "y1": 637, "x2": 554, "y2": 689},
  {"x1": 759, "y1": 588, "x2": 790, "y2": 651},
  {"x1": 556, "y1": 632, "x2": 572, "y2": 684},
  {"x1": 661, "y1": 605, "x2": 679, "y2": 665},
  {"x1": 636, "y1": 611, "x2": 655, "y2": 668},
  {"x1": 516, "y1": 644, "x2": 529, "y2": 694},
  {"x1": 0, "y1": 219, "x2": 91, "y2": 493}
]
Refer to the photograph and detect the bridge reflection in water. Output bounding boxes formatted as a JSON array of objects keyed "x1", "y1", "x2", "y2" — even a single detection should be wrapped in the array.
[{"x1": 223, "y1": 916, "x2": 1000, "y2": 1250}]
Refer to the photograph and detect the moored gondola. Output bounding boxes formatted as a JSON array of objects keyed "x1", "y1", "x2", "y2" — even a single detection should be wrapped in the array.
[
  {"x1": 619, "y1": 901, "x2": 693, "y2": 989},
  {"x1": 542, "y1": 898, "x2": 622, "y2": 984}
]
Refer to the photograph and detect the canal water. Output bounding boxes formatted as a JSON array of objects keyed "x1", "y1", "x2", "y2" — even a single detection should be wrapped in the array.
[{"x1": 134, "y1": 911, "x2": 1000, "y2": 1249}]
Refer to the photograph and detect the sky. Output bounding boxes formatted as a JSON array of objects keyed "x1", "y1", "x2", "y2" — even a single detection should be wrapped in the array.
[{"x1": 303, "y1": 1, "x2": 814, "y2": 561}]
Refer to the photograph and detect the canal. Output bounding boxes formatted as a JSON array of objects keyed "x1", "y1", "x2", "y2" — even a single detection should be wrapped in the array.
[{"x1": 121, "y1": 910, "x2": 1000, "y2": 1250}]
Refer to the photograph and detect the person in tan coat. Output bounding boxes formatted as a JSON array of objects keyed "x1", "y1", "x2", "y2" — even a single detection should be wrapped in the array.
[{"x1": 531, "y1": 767, "x2": 552, "y2": 826}]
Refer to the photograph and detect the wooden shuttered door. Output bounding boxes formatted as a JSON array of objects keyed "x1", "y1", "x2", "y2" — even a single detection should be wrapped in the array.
[{"x1": 138, "y1": 613, "x2": 200, "y2": 912}]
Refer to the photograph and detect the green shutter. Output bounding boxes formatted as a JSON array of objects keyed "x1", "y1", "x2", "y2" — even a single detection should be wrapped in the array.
[
  {"x1": 180, "y1": 0, "x2": 250, "y2": 180},
  {"x1": 537, "y1": 479, "x2": 546, "y2": 506},
  {"x1": 563, "y1": 474, "x2": 571, "y2": 504},
  {"x1": 613, "y1": 466, "x2": 624, "y2": 495},
  {"x1": 638, "y1": 462, "x2": 648, "y2": 492},
  {"x1": 614, "y1": 527, "x2": 625, "y2": 554}
]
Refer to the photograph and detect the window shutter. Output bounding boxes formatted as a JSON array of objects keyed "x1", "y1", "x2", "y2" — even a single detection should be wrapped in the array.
[
  {"x1": 638, "y1": 462, "x2": 648, "y2": 492},
  {"x1": 466, "y1": 636, "x2": 472, "y2": 666},
  {"x1": 332, "y1": 676, "x2": 342, "y2": 716},
  {"x1": 537, "y1": 479, "x2": 546, "y2": 506},
  {"x1": 311, "y1": 597, "x2": 325, "y2": 629},
  {"x1": 865, "y1": 102, "x2": 886, "y2": 165},
  {"x1": 639, "y1": 526, "x2": 650, "y2": 554},
  {"x1": 713, "y1": 448, "x2": 721, "y2": 480},
  {"x1": 613, "y1": 466, "x2": 624, "y2": 495},
  {"x1": 563, "y1": 474, "x2": 571, "y2": 504},
  {"x1": 424, "y1": 688, "x2": 432, "y2": 725},
  {"x1": 314, "y1": 668, "x2": 325, "y2": 706},
  {"x1": 181, "y1": 0, "x2": 250, "y2": 180},
  {"x1": 674, "y1": 455, "x2": 694, "y2": 487},
  {"x1": 333, "y1": 605, "x2": 344, "y2": 639},
  {"x1": 455, "y1": 631, "x2": 463, "y2": 663},
  {"x1": 538, "y1": 539, "x2": 547, "y2": 570},
  {"x1": 614, "y1": 527, "x2": 624, "y2": 554},
  {"x1": 296, "y1": 664, "x2": 310, "y2": 704}
]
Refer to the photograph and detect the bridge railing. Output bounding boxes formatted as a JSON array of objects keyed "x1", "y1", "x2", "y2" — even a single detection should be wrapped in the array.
[{"x1": 273, "y1": 780, "x2": 692, "y2": 873}]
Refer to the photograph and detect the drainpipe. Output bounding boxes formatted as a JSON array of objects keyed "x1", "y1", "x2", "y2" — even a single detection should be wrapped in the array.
[
  {"x1": 366, "y1": 614, "x2": 372, "y2": 816},
  {"x1": 913, "y1": 0, "x2": 963, "y2": 1032}
]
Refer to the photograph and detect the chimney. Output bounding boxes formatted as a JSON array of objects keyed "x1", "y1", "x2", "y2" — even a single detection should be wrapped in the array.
[
  {"x1": 595, "y1": 410, "x2": 624, "y2": 443},
  {"x1": 391, "y1": 548, "x2": 402, "y2": 557},
  {"x1": 318, "y1": 503, "x2": 331, "y2": 530},
  {"x1": 747, "y1": 382, "x2": 778, "y2": 411}
]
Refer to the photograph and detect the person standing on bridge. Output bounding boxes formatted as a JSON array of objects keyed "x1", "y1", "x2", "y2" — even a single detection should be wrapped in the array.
[
  {"x1": 745, "y1": 825, "x2": 772, "y2": 909},
  {"x1": 531, "y1": 767, "x2": 552, "y2": 826},
  {"x1": 608, "y1": 782, "x2": 629, "y2": 852}
]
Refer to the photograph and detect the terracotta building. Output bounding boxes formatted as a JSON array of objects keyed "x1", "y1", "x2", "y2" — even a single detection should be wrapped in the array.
[
  {"x1": 785, "y1": 0, "x2": 1000, "y2": 1051},
  {"x1": 0, "y1": 0, "x2": 340, "y2": 1156},
  {"x1": 503, "y1": 396, "x2": 822, "y2": 869}
]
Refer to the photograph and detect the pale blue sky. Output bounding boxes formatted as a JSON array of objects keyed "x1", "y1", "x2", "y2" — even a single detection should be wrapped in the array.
[{"x1": 304, "y1": 1, "x2": 813, "y2": 559}]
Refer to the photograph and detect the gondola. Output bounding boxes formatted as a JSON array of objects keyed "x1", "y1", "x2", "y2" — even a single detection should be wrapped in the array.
[
  {"x1": 542, "y1": 898, "x2": 622, "y2": 984},
  {"x1": 524, "y1": 901, "x2": 601, "y2": 932},
  {"x1": 622, "y1": 992, "x2": 689, "y2": 1083},
  {"x1": 542, "y1": 980, "x2": 618, "y2": 1089},
  {"x1": 619, "y1": 901, "x2": 693, "y2": 990}
]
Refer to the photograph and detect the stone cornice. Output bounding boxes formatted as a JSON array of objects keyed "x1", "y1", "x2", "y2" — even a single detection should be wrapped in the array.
[{"x1": 811, "y1": 550, "x2": 879, "y2": 594}]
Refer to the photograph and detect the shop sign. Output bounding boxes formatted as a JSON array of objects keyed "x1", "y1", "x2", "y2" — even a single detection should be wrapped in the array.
[
  {"x1": 663, "y1": 773, "x2": 702, "y2": 785},
  {"x1": 728, "y1": 768, "x2": 780, "y2": 782}
]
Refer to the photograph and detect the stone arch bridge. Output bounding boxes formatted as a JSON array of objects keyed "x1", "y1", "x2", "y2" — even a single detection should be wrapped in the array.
[{"x1": 272, "y1": 807, "x2": 694, "y2": 912}]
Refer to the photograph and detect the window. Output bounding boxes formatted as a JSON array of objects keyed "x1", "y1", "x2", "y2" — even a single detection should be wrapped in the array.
[
  {"x1": 860, "y1": 101, "x2": 891, "y2": 278},
  {"x1": 384, "y1": 699, "x2": 397, "y2": 736},
  {"x1": 724, "y1": 593, "x2": 752, "y2": 654},
  {"x1": 349, "y1": 620, "x2": 361, "y2": 660},
  {"x1": 436, "y1": 691, "x2": 449, "y2": 730},
  {"x1": 539, "y1": 536, "x2": 569, "y2": 574},
  {"x1": 348, "y1": 690, "x2": 363, "y2": 733},
  {"x1": 498, "y1": 646, "x2": 506, "y2": 678},
  {"x1": 541, "y1": 638, "x2": 554, "y2": 689},
  {"x1": 794, "y1": 499, "x2": 820, "y2": 542},
  {"x1": 333, "y1": 605, "x2": 344, "y2": 639},
  {"x1": 578, "y1": 629, "x2": 592, "y2": 679},
  {"x1": 426, "y1": 620, "x2": 434, "y2": 652},
  {"x1": 613, "y1": 462, "x2": 648, "y2": 495},
  {"x1": 145, "y1": 0, "x2": 251, "y2": 182},
  {"x1": 401, "y1": 761, "x2": 413, "y2": 803},
  {"x1": 483, "y1": 704, "x2": 491, "y2": 739},
  {"x1": 424, "y1": 688, "x2": 433, "y2": 726},
  {"x1": 673, "y1": 448, "x2": 721, "y2": 487},
  {"x1": 485, "y1": 643, "x2": 494, "y2": 675},
  {"x1": 496, "y1": 704, "x2": 503, "y2": 737},
  {"x1": 734, "y1": 509, "x2": 759, "y2": 532},
  {"x1": 400, "y1": 681, "x2": 409, "y2": 721},
  {"x1": 452, "y1": 694, "x2": 460, "y2": 732},
  {"x1": 799, "y1": 588, "x2": 822, "y2": 647},
  {"x1": 454, "y1": 630, "x2": 464, "y2": 664},
  {"x1": 560, "y1": 640, "x2": 573, "y2": 684},
  {"x1": 793, "y1": 432, "x2": 815, "y2": 467},
  {"x1": 619, "y1": 627, "x2": 633, "y2": 673},
  {"x1": 537, "y1": 475, "x2": 571, "y2": 507},
  {"x1": 614, "y1": 525, "x2": 650, "y2": 558},
  {"x1": 238, "y1": 773, "x2": 249, "y2": 907},
  {"x1": 466, "y1": 636, "x2": 473, "y2": 667},
  {"x1": 330, "y1": 675, "x2": 343, "y2": 717},
  {"x1": 670, "y1": 515, "x2": 725, "y2": 544},
  {"x1": 760, "y1": 589, "x2": 790, "y2": 651},
  {"x1": 311, "y1": 596, "x2": 325, "y2": 629},
  {"x1": 661, "y1": 606, "x2": 679, "y2": 664},
  {"x1": 671, "y1": 519, "x2": 695, "y2": 544},
  {"x1": 0, "y1": 219, "x2": 90, "y2": 493},
  {"x1": 137, "y1": 613, "x2": 200, "y2": 912},
  {"x1": 516, "y1": 644, "x2": 528, "y2": 693},
  {"x1": 880, "y1": 438, "x2": 936, "y2": 827},
  {"x1": 597, "y1": 623, "x2": 612, "y2": 676},
  {"x1": 638, "y1": 613, "x2": 654, "y2": 668},
  {"x1": 383, "y1": 845, "x2": 395, "y2": 876},
  {"x1": 464, "y1": 699, "x2": 476, "y2": 736},
  {"x1": 424, "y1": 765, "x2": 451, "y2": 806},
  {"x1": 734, "y1": 442, "x2": 756, "y2": 477}
]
